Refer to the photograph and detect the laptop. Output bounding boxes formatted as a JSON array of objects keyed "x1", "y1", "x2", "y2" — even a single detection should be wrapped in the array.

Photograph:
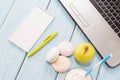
[{"x1": 59, "y1": 0, "x2": 120, "y2": 67}]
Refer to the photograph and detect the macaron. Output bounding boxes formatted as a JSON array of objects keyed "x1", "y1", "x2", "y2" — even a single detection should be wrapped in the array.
[
  {"x1": 58, "y1": 41, "x2": 74, "y2": 57},
  {"x1": 46, "y1": 47, "x2": 59, "y2": 63},
  {"x1": 52, "y1": 56, "x2": 70, "y2": 72}
]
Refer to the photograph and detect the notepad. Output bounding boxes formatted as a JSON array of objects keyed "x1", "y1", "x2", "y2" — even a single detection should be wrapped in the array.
[{"x1": 9, "y1": 7, "x2": 54, "y2": 52}]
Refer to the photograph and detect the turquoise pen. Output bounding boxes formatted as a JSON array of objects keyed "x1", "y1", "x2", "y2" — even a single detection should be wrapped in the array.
[
  {"x1": 28, "y1": 32, "x2": 58, "y2": 58},
  {"x1": 85, "y1": 54, "x2": 113, "y2": 76}
]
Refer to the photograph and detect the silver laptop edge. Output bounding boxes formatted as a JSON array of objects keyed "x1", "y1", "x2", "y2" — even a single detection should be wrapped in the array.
[{"x1": 60, "y1": 0, "x2": 120, "y2": 67}]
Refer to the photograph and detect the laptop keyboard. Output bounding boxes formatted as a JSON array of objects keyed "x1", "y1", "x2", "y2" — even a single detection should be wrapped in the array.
[{"x1": 90, "y1": 0, "x2": 120, "y2": 37}]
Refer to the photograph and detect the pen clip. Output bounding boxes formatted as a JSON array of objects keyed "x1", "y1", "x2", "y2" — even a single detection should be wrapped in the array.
[
  {"x1": 44, "y1": 35, "x2": 52, "y2": 41},
  {"x1": 43, "y1": 32, "x2": 58, "y2": 41}
]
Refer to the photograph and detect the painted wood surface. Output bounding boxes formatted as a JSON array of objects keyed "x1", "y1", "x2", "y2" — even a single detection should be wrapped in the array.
[
  {"x1": 0, "y1": 0, "x2": 51, "y2": 80},
  {"x1": 97, "y1": 64, "x2": 120, "y2": 80},
  {"x1": 0, "y1": 0, "x2": 120, "y2": 80},
  {"x1": 0, "y1": 0, "x2": 15, "y2": 27},
  {"x1": 16, "y1": 0, "x2": 75, "y2": 79}
]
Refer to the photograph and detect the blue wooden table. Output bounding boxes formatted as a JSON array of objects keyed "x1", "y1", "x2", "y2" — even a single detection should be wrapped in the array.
[{"x1": 0, "y1": 0, "x2": 120, "y2": 80}]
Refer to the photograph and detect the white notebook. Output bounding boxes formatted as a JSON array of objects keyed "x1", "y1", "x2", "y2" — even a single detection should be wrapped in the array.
[{"x1": 9, "y1": 7, "x2": 54, "y2": 52}]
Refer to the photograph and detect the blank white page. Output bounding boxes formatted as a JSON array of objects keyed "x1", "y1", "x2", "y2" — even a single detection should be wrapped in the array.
[{"x1": 9, "y1": 7, "x2": 54, "y2": 52}]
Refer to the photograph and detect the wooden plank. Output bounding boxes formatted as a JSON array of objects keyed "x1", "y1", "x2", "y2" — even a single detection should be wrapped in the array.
[
  {"x1": 56, "y1": 26, "x2": 101, "y2": 80},
  {"x1": 15, "y1": 0, "x2": 75, "y2": 80},
  {"x1": 97, "y1": 64, "x2": 120, "y2": 80},
  {"x1": 0, "y1": 0, "x2": 15, "y2": 28},
  {"x1": 0, "y1": 0, "x2": 51, "y2": 80}
]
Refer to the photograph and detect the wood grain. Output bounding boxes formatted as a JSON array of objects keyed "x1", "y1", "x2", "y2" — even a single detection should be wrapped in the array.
[
  {"x1": 16, "y1": 0, "x2": 75, "y2": 80},
  {"x1": 0, "y1": 0, "x2": 51, "y2": 80},
  {"x1": 0, "y1": 0, "x2": 15, "y2": 27},
  {"x1": 0, "y1": 0, "x2": 120, "y2": 80},
  {"x1": 97, "y1": 64, "x2": 120, "y2": 80}
]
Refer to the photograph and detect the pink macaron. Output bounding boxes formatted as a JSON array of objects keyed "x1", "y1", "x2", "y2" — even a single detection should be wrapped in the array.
[
  {"x1": 52, "y1": 56, "x2": 70, "y2": 72},
  {"x1": 58, "y1": 41, "x2": 74, "y2": 57}
]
